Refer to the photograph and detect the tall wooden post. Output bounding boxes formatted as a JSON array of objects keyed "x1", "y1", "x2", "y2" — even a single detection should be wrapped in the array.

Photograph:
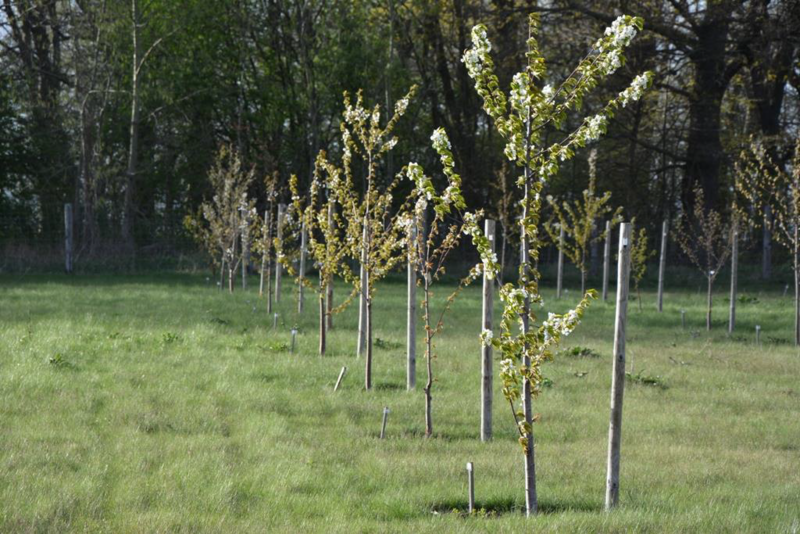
[
  {"x1": 407, "y1": 220, "x2": 417, "y2": 391},
  {"x1": 606, "y1": 223, "x2": 631, "y2": 511},
  {"x1": 729, "y1": 222, "x2": 738, "y2": 334},
  {"x1": 556, "y1": 226, "x2": 564, "y2": 299},
  {"x1": 64, "y1": 203, "x2": 74, "y2": 274},
  {"x1": 259, "y1": 210, "x2": 269, "y2": 297},
  {"x1": 657, "y1": 220, "x2": 668, "y2": 312},
  {"x1": 602, "y1": 220, "x2": 611, "y2": 302},
  {"x1": 275, "y1": 204, "x2": 286, "y2": 302},
  {"x1": 481, "y1": 220, "x2": 495, "y2": 441},
  {"x1": 762, "y1": 206, "x2": 772, "y2": 280},
  {"x1": 357, "y1": 225, "x2": 368, "y2": 358},
  {"x1": 241, "y1": 209, "x2": 250, "y2": 290},
  {"x1": 326, "y1": 202, "x2": 334, "y2": 330},
  {"x1": 298, "y1": 221, "x2": 307, "y2": 314}
]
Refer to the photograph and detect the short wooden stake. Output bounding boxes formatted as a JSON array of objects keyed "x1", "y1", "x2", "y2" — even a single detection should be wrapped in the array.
[
  {"x1": 291, "y1": 328, "x2": 297, "y2": 354},
  {"x1": 407, "y1": 220, "x2": 417, "y2": 391},
  {"x1": 275, "y1": 204, "x2": 286, "y2": 302},
  {"x1": 657, "y1": 220, "x2": 668, "y2": 312},
  {"x1": 380, "y1": 406, "x2": 389, "y2": 439},
  {"x1": 681, "y1": 309, "x2": 686, "y2": 330},
  {"x1": 756, "y1": 325, "x2": 761, "y2": 346},
  {"x1": 64, "y1": 203, "x2": 74, "y2": 274},
  {"x1": 481, "y1": 220, "x2": 495, "y2": 442},
  {"x1": 606, "y1": 223, "x2": 631, "y2": 511},
  {"x1": 556, "y1": 226, "x2": 565, "y2": 299},
  {"x1": 602, "y1": 220, "x2": 611, "y2": 302},
  {"x1": 334, "y1": 366, "x2": 347, "y2": 392},
  {"x1": 466, "y1": 462, "x2": 475, "y2": 513}
]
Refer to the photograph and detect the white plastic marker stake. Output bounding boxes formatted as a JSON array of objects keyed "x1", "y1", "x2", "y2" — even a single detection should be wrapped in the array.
[
  {"x1": 273, "y1": 313, "x2": 279, "y2": 329},
  {"x1": 466, "y1": 462, "x2": 475, "y2": 514},
  {"x1": 380, "y1": 407, "x2": 390, "y2": 439},
  {"x1": 291, "y1": 328, "x2": 298, "y2": 354},
  {"x1": 334, "y1": 366, "x2": 347, "y2": 392},
  {"x1": 756, "y1": 325, "x2": 761, "y2": 346},
  {"x1": 681, "y1": 310, "x2": 686, "y2": 330}
]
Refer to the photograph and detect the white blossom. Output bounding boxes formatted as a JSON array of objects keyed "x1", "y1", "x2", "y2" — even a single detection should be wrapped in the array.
[
  {"x1": 480, "y1": 328, "x2": 494, "y2": 346},
  {"x1": 430, "y1": 128, "x2": 451, "y2": 152},
  {"x1": 620, "y1": 73, "x2": 650, "y2": 107},
  {"x1": 604, "y1": 15, "x2": 637, "y2": 48}
]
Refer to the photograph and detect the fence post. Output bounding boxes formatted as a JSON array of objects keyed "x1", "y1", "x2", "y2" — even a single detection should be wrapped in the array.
[
  {"x1": 556, "y1": 226, "x2": 564, "y2": 299},
  {"x1": 275, "y1": 204, "x2": 286, "y2": 303},
  {"x1": 602, "y1": 220, "x2": 611, "y2": 302},
  {"x1": 298, "y1": 221, "x2": 307, "y2": 314},
  {"x1": 729, "y1": 221, "x2": 738, "y2": 334},
  {"x1": 481, "y1": 220, "x2": 495, "y2": 442},
  {"x1": 606, "y1": 222, "x2": 631, "y2": 511},
  {"x1": 657, "y1": 220, "x2": 668, "y2": 312},
  {"x1": 407, "y1": 219, "x2": 417, "y2": 391},
  {"x1": 64, "y1": 203, "x2": 74, "y2": 274}
]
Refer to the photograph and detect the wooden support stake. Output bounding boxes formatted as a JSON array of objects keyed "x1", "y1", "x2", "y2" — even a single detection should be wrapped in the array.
[
  {"x1": 380, "y1": 406, "x2": 389, "y2": 439},
  {"x1": 407, "y1": 220, "x2": 417, "y2": 391},
  {"x1": 466, "y1": 462, "x2": 475, "y2": 514},
  {"x1": 556, "y1": 226, "x2": 564, "y2": 299},
  {"x1": 481, "y1": 220, "x2": 495, "y2": 442},
  {"x1": 602, "y1": 220, "x2": 611, "y2": 302},
  {"x1": 326, "y1": 203, "x2": 335, "y2": 331},
  {"x1": 657, "y1": 220, "x2": 668, "y2": 312},
  {"x1": 241, "y1": 209, "x2": 250, "y2": 290},
  {"x1": 64, "y1": 203, "x2": 74, "y2": 274},
  {"x1": 729, "y1": 222, "x2": 738, "y2": 334},
  {"x1": 357, "y1": 225, "x2": 369, "y2": 358},
  {"x1": 606, "y1": 223, "x2": 631, "y2": 511},
  {"x1": 298, "y1": 221, "x2": 307, "y2": 314},
  {"x1": 275, "y1": 204, "x2": 286, "y2": 302},
  {"x1": 334, "y1": 366, "x2": 347, "y2": 392}
]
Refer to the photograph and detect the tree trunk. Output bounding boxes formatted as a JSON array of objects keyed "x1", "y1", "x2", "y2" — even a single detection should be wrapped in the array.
[
  {"x1": 481, "y1": 220, "x2": 495, "y2": 441},
  {"x1": 602, "y1": 221, "x2": 611, "y2": 302},
  {"x1": 407, "y1": 222, "x2": 417, "y2": 391},
  {"x1": 556, "y1": 226, "x2": 564, "y2": 300},
  {"x1": 763, "y1": 206, "x2": 772, "y2": 280},
  {"x1": 795, "y1": 227, "x2": 799, "y2": 347},
  {"x1": 326, "y1": 203, "x2": 335, "y2": 330},
  {"x1": 122, "y1": 0, "x2": 141, "y2": 253},
  {"x1": 423, "y1": 282, "x2": 433, "y2": 438},
  {"x1": 729, "y1": 223, "x2": 738, "y2": 334},
  {"x1": 657, "y1": 220, "x2": 668, "y2": 311},
  {"x1": 319, "y1": 290, "x2": 326, "y2": 356},
  {"x1": 364, "y1": 296, "x2": 373, "y2": 390}
]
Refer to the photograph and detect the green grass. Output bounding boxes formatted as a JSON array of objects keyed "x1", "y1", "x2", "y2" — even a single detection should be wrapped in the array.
[{"x1": 1, "y1": 271, "x2": 799, "y2": 532}]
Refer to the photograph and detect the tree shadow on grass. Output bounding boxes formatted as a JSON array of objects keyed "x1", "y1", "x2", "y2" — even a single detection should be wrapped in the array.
[{"x1": 430, "y1": 496, "x2": 602, "y2": 516}]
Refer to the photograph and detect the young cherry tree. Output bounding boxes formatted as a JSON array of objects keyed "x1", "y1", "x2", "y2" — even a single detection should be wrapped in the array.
[
  {"x1": 254, "y1": 172, "x2": 279, "y2": 311},
  {"x1": 736, "y1": 136, "x2": 800, "y2": 344},
  {"x1": 463, "y1": 13, "x2": 651, "y2": 515},
  {"x1": 545, "y1": 149, "x2": 621, "y2": 294},
  {"x1": 674, "y1": 185, "x2": 732, "y2": 331},
  {"x1": 629, "y1": 219, "x2": 655, "y2": 312},
  {"x1": 335, "y1": 87, "x2": 416, "y2": 390},
  {"x1": 186, "y1": 145, "x2": 256, "y2": 293},
  {"x1": 297, "y1": 153, "x2": 358, "y2": 356},
  {"x1": 405, "y1": 128, "x2": 499, "y2": 438}
]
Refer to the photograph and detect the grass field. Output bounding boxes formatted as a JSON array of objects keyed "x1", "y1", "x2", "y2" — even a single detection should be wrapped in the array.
[{"x1": 1, "y1": 269, "x2": 799, "y2": 533}]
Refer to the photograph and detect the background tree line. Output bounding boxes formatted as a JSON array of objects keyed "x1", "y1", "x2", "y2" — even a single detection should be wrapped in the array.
[{"x1": 1, "y1": 0, "x2": 798, "y2": 272}]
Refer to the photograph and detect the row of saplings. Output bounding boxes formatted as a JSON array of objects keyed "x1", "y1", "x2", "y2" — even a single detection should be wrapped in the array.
[{"x1": 187, "y1": 14, "x2": 800, "y2": 516}]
